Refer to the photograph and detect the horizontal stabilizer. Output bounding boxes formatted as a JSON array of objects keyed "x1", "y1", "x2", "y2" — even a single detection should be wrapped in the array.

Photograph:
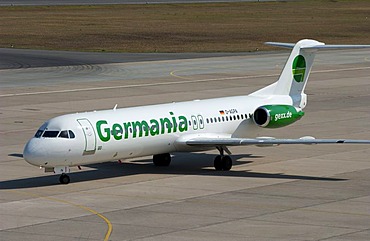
[
  {"x1": 265, "y1": 42, "x2": 295, "y2": 49},
  {"x1": 265, "y1": 41, "x2": 370, "y2": 49},
  {"x1": 302, "y1": 44, "x2": 370, "y2": 49}
]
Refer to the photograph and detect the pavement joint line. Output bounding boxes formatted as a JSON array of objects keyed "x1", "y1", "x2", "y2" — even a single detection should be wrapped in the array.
[
  {"x1": 1, "y1": 66, "x2": 370, "y2": 98},
  {"x1": 200, "y1": 194, "x2": 370, "y2": 235},
  {"x1": 7, "y1": 190, "x2": 113, "y2": 241},
  {"x1": 0, "y1": 128, "x2": 36, "y2": 134},
  {"x1": 316, "y1": 228, "x2": 370, "y2": 241},
  {"x1": 300, "y1": 208, "x2": 370, "y2": 217}
]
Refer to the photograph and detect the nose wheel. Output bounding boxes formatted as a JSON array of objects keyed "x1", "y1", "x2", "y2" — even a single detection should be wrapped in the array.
[{"x1": 59, "y1": 174, "x2": 70, "y2": 184}]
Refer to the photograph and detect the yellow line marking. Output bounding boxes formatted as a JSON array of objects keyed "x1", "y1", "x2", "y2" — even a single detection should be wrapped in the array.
[
  {"x1": 170, "y1": 70, "x2": 192, "y2": 80},
  {"x1": 8, "y1": 190, "x2": 112, "y2": 241}
]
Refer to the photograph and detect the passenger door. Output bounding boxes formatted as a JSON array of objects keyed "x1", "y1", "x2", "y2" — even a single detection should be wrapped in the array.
[{"x1": 77, "y1": 118, "x2": 96, "y2": 154}]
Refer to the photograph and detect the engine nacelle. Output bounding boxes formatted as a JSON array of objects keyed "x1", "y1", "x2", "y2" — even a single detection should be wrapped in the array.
[{"x1": 253, "y1": 105, "x2": 304, "y2": 128}]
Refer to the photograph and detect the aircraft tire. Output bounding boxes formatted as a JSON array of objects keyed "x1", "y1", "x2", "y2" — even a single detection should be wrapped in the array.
[
  {"x1": 221, "y1": 156, "x2": 232, "y2": 171},
  {"x1": 59, "y1": 174, "x2": 70, "y2": 184},
  {"x1": 153, "y1": 153, "x2": 171, "y2": 166},
  {"x1": 214, "y1": 155, "x2": 223, "y2": 170}
]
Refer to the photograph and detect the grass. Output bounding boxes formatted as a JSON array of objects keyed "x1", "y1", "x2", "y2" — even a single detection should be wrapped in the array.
[{"x1": 0, "y1": 0, "x2": 369, "y2": 52}]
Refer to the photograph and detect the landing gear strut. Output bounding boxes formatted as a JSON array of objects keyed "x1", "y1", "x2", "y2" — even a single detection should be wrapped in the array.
[
  {"x1": 59, "y1": 173, "x2": 70, "y2": 184},
  {"x1": 153, "y1": 153, "x2": 171, "y2": 166},
  {"x1": 214, "y1": 146, "x2": 233, "y2": 171}
]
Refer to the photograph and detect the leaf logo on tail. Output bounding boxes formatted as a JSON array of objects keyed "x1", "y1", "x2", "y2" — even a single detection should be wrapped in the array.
[{"x1": 292, "y1": 55, "x2": 306, "y2": 82}]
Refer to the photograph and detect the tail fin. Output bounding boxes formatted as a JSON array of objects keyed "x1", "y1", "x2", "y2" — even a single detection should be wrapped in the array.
[{"x1": 251, "y1": 39, "x2": 370, "y2": 109}]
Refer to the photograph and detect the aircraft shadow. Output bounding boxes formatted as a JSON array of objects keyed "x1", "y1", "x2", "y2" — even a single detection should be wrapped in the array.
[{"x1": 0, "y1": 153, "x2": 346, "y2": 189}]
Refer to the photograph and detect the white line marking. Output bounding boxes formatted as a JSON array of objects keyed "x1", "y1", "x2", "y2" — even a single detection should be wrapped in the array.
[{"x1": 1, "y1": 66, "x2": 369, "y2": 98}]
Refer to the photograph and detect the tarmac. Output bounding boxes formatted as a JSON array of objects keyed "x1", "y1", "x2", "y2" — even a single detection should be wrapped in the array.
[
  {"x1": 0, "y1": 0, "x2": 277, "y2": 7},
  {"x1": 0, "y1": 48, "x2": 370, "y2": 240}
]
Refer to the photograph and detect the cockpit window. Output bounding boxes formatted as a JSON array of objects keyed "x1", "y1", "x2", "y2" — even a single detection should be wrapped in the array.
[
  {"x1": 42, "y1": 131, "x2": 59, "y2": 138},
  {"x1": 69, "y1": 130, "x2": 75, "y2": 139},
  {"x1": 58, "y1": 130, "x2": 69, "y2": 138},
  {"x1": 34, "y1": 129, "x2": 44, "y2": 138}
]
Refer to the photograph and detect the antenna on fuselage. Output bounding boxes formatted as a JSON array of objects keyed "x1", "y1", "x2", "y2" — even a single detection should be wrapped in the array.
[{"x1": 113, "y1": 104, "x2": 118, "y2": 111}]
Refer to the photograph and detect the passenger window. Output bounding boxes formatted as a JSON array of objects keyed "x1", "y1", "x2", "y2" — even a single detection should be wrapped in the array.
[
  {"x1": 34, "y1": 129, "x2": 44, "y2": 138},
  {"x1": 42, "y1": 131, "x2": 59, "y2": 138},
  {"x1": 58, "y1": 130, "x2": 69, "y2": 138},
  {"x1": 69, "y1": 130, "x2": 75, "y2": 139}
]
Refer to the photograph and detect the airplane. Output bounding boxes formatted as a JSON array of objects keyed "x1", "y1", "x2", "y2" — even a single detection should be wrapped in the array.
[{"x1": 23, "y1": 39, "x2": 370, "y2": 184}]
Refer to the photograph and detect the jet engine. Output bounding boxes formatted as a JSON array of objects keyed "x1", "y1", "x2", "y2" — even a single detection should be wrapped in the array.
[{"x1": 253, "y1": 105, "x2": 304, "y2": 128}]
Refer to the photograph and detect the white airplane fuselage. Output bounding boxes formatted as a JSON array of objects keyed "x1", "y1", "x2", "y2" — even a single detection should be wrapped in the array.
[{"x1": 23, "y1": 94, "x2": 292, "y2": 168}]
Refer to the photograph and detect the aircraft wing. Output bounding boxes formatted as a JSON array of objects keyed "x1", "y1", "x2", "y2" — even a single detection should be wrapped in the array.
[{"x1": 186, "y1": 137, "x2": 370, "y2": 147}]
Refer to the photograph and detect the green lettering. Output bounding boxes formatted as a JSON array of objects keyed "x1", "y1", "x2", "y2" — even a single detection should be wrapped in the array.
[
  {"x1": 150, "y1": 119, "x2": 160, "y2": 136},
  {"x1": 170, "y1": 112, "x2": 177, "y2": 132},
  {"x1": 112, "y1": 123, "x2": 123, "y2": 140},
  {"x1": 96, "y1": 120, "x2": 110, "y2": 142},
  {"x1": 178, "y1": 115, "x2": 188, "y2": 132},
  {"x1": 132, "y1": 120, "x2": 149, "y2": 138},
  {"x1": 160, "y1": 117, "x2": 172, "y2": 134},
  {"x1": 123, "y1": 122, "x2": 131, "y2": 139}
]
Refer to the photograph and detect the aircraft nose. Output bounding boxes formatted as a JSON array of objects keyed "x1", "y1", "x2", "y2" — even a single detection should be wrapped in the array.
[{"x1": 23, "y1": 138, "x2": 47, "y2": 166}]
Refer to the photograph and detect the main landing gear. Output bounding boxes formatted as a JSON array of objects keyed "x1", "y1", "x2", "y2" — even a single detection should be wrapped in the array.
[
  {"x1": 153, "y1": 150, "x2": 233, "y2": 171},
  {"x1": 214, "y1": 146, "x2": 233, "y2": 171},
  {"x1": 59, "y1": 173, "x2": 70, "y2": 184},
  {"x1": 153, "y1": 153, "x2": 171, "y2": 166}
]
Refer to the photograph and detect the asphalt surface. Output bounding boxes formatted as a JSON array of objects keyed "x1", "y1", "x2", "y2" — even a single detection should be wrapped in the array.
[
  {"x1": 0, "y1": 0, "x2": 278, "y2": 6},
  {"x1": 0, "y1": 48, "x2": 255, "y2": 70},
  {"x1": 1, "y1": 49, "x2": 370, "y2": 240}
]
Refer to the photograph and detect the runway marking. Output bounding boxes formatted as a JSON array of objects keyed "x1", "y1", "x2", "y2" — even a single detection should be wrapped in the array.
[
  {"x1": 0, "y1": 75, "x2": 271, "y2": 97},
  {"x1": 1, "y1": 66, "x2": 370, "y2": 98},
  {"x1": 170, "y1": 69, "x2": 193, "y2": 80},
  {"x1": 9, "y1": 190, "x2": 113, "y2": 241}
]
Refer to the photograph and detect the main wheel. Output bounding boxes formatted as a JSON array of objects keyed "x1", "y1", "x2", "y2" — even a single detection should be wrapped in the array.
[
  {"x1": 59, "y1": 174, "x2": 70, "y2": 184},
  {"x1": 221, "y1": 155, "x2": 232, "y2": 171},
  {"x1": 214, "y1": 155, "x2": 223, "y2": 170},
  {"x1": 153, "y1": 153, "x2": 171, "y2": 166}
]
